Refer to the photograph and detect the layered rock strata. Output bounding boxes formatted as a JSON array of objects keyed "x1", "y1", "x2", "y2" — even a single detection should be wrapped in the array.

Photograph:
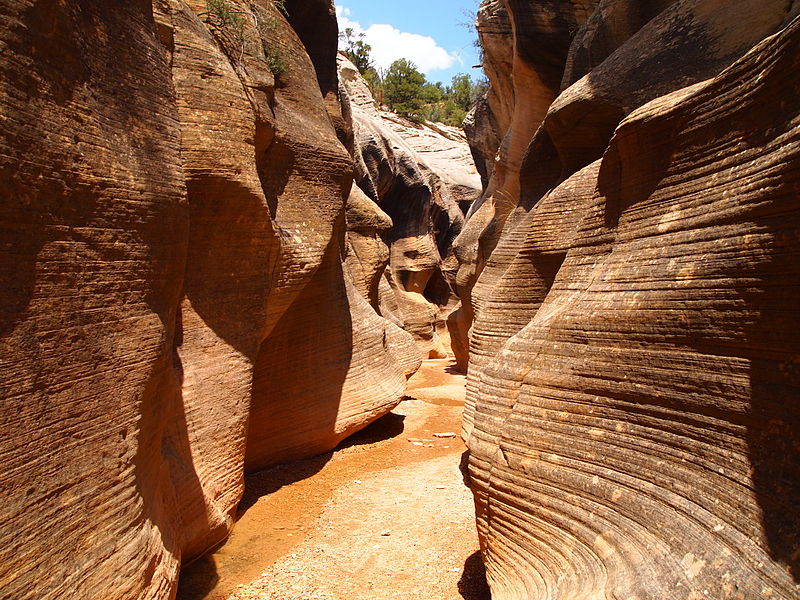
[
  {"x1": 465, "y1": 0, "x2": 797, "y2": 439},
  {"x1": 0, "y1": 1, "x2": 417, "y2": 598},
  {"x1": 463, "y1": 0, "x2": 800, "y2": 598},
  {"x1": 449, "y1": 0, "x2": 596, "y2": 370},
  {"x1": 0, "y1": 4, "x2": 187, "y2": 598},
  {"x1": 462, "y1": 0, "x2": 512, "y2": 189},
  {"x1": 338, "y1": 55, "x2": 481, "y2": 359}
]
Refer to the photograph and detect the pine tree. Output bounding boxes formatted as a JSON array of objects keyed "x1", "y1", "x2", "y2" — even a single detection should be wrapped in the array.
[{"x1": 383, "y1": 59, "x2": 426, "y2": 120}]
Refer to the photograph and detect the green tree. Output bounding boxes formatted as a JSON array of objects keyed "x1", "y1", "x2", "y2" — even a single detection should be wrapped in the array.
[
  {"x1": 421, "y1": 82, "x2": 444, "y2": 104},
  {"x1": 383, "y1": 59, "x2": 427, "y2": 120},
  {"x1": 471, "y1": 76, "x2": 489, "y2": 104},
  {"x1": 362, "y1": 66, "x2": 384, "y2": 103},
  {"x1": 421, "y1": 99, "x2": 467, "y2": 127},
  {"x1": 448, "y1": 73, "x2": 474, "y2": 111},
  {"x1": 340, "y1": 27, "x2": 373, "y2": 74}
]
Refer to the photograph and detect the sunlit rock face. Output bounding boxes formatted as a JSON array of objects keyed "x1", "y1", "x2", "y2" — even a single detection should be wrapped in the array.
[
  {"x1": 462, "y1": 0, "x2": 512, "y2": 190},
  {"x1": 339, "y1": 54, "x2": 482, "y2": 360},
  {"x1": 450, "y1": 0, "x2": 596, "y2": 372},
  {"x1": 0, "y1": 1, "x2": 415, "y2": 598},
  {"x1": 463, "y1": 0, "x2": 800, "y2": 598},
  {"x1": 0, "y1": 4, "x2": 186, "y2": 598}
]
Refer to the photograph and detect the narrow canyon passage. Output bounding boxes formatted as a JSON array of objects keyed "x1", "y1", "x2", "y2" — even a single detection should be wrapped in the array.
[{"x1": 177, "y1": 359, "x2": 488, "y2": 600}]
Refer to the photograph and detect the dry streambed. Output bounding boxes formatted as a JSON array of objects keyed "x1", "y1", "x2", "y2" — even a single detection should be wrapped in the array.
[{"x1": 178, "y1": 359, "x2": 488, "y2": 600}]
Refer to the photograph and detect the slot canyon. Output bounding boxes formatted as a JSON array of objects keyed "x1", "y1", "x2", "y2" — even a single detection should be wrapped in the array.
[{"x1": 1, "y1": 1, "x2": 799, "y2": 599}]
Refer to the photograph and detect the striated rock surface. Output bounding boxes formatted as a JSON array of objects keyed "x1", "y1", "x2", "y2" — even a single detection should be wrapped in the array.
[
  {"x1": 379, "y1": 114, "x2": 480, "y2": 213},
  {"x1": 0, "y1": 3, "x2": 186, "y2": 598},
  {"x1": 463, "y1": 0, "x2": 512, "y2": 189},
  {"x1": 339, "y1": 54, "x2": 481, "y2": 359},
  {"x1": 465, "y1": 0, "x2": 797, "y2": 438},
  {"x1": 465, "y1": 0, "x2": 800, "y2": 597},
  {"x1": 0, "y1": 1, "x2": 417, "y2": 598},
  {"x1": 450, "y1": 0, "x2": 596, "y2": 371}
]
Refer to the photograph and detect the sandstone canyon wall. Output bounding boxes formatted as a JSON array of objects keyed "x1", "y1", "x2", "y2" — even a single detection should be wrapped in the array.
[
  {"x1": 0, "y1": 1, "x2": 419, "y2": 598},
  {"x1": 462, "y1": 0, "x2": 800, "y2": 598},
  {"x1": 339, "y1": 54, "x2": 482, "y2": 359}
]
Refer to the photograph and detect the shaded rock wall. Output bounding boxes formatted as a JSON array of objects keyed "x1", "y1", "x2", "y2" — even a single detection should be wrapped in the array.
[
  {"x1": 449, "y1": 0, "x2": 595, "y2": 371},
  {"x1": 463, "y1": 0, "x2": 800, "y2": 598},
  {"x1": 0, "y1": 1, "x2": 417, "y2": 598},
  {"x1": 462, "y1": 0, "x2": 512, "y2": 189},
  {"x1": 339, "y1": 55, "x2": 482, "y2": 359}
]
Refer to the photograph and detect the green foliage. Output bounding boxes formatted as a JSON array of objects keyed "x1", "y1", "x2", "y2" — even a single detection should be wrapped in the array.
[
  {"x1": 420, "y1": 100, "x2": 467, "y2": 127},
  {"x1": 472, "y1": 76, "x2": 489, "y2": 102},
  {"x1": 340, "y1": 27, "x2": 374, "y2": 74},
  {"x1": 272, "y1": 0, "x2": 287, "y2": 16},
  {"x1": 449, "y1": 73, "x2": 473, "y2": 111},
  {"x1": 379, "y1": 62, "x2": 486, "y2": 126},
  {"x1": 362, "y1": 66, "x2": 384, "y2": 102},
  {"x1": 383, "y1": 59, "x2": 427, "y2": 120},
  {"x1": 251, "y1": 0, "x2": 289, "y2": 77},
  {"x1": 206, "y1": 0, "x2": 246, "y2": 42},
  {"x1": 265, "y1": 45, "x2": 288, "y2": 76},
  {"x1": 421, "y1": 82, "x2": 444, "y2": 104}
]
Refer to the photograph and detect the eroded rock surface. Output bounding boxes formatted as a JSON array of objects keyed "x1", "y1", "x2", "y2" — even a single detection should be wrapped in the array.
[
  {"x1": 339, "y1": 55, "x2": 481, "y2": 359},
  {"x1": 462, "y1": 0, "x2": 512, "y2": 189},
  {"x1": 0, "y1": 3, "x2": 186, "y2": 598},
  {"x1": 463, "y1": 1, "x2": 800, "y2": 598},
  {"x1": 0, "y1": 1, "x2": 417, "y2": 598},
  {"x1": 450, "y1": 0, "x2": 595, "y2": 371}
]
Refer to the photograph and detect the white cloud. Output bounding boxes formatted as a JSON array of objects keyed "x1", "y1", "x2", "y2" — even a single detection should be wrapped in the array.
[{"x1": 336, "y1": 4, "x2": 459, "y2": 75}]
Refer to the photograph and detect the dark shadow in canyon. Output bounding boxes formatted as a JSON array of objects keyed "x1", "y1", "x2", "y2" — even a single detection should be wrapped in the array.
[
  {"x1": 238, "y1": 452, "x2": 333, "y2": 516},
  {"x1": 183, "y1": 176, "x2": 277, "y2": 360},
  {"x1": 176, "y1": 385, "x2": 406, "y2": 600},
  {"x1": 748, "y1": 354, "x2": 800, "y2": 583},
  {"x1": 445, "y1": 360, "x2": 465, "y2": 376},
  {"x1": 176, "y1": 550, "x2": 220, "y2": 600},
  {"x1": 743, "y1": 90, "x2": 800, "y2": 581},
  {"x1": 140, "y1": 347, "x2": 219, "y2": 600},
  {"x1": 458, "y1": 551, "x2": 492, "y2": 600},
  {"x1": 337, "y1": 411, "x2": 406, "y2": 449},
  {"x1": 745, "y1": 39, "x2": 800, "y2": 580},
  {"x1": 239, "y1": 411, "x2": 406, "y2": 515},
  {"x1": 459, "y1": 450, "x2": 473, "y2": 488},
  {"x1": 0, "y1": 226, "x2": 44, "y2": 338}
]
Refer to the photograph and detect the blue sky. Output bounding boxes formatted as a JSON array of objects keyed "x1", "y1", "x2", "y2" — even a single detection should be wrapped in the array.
[{"x1": 335, "y1": 0, "x2": 483, "y2": 85}]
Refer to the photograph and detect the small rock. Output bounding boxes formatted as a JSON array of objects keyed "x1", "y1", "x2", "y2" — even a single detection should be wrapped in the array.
[
  {"x1": 436, "y1": 485, "x2": 446, "y2": 489},
  {"x1": 411, "y1": 441, "x2": 424, "y2": 446},
  {"x1": 381, "y1": 530, "x2": 391, "y2": 536},
  {"x1": 433, "y1": 432, "x2": 456, "y2": 438}
]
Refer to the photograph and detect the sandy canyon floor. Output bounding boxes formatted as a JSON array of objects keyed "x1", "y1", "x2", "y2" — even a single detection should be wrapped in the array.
[{"x1": 177, "y1": 359, "x2": 489, "y2": 600}]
